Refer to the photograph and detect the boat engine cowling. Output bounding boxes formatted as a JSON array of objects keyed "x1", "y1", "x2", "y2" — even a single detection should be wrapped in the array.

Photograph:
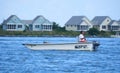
[{"x1": 93, "y1": 41, "x2": 100, "y2": 50}]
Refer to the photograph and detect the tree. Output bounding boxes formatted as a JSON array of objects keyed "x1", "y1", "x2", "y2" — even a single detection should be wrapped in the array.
[
  {"x1": 52, "y1": 22, "x2": 59, "y2": 30},
  {"x1": 0, "y1": 25, "x2": 3, "y2": 31},
  {"x1": 52, "y1": 22, "x2": 65, "y2": 31},
  {"x1": 88, "y1": 28, "x2": 100, "y2": 36}
]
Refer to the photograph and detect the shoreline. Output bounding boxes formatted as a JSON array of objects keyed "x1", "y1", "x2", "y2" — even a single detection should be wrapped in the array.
[
  {"x1": 0, "y1": 35, "x2": 111, "y2": 38},
  {"x1": 0, "y1": 35, "x2": 75, "y2": 37}
]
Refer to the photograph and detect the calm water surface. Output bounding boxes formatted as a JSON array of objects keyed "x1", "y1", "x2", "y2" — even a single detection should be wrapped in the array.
[{"x1": 0, "y1": 37, "x2": 120, "y2": 73}]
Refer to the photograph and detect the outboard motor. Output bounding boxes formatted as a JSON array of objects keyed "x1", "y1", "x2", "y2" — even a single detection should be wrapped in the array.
[{"x1": 93, "y1": 41, "x2": 100, "y2": 50}]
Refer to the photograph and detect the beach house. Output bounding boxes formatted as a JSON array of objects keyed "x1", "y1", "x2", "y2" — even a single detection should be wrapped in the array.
[
  {"x1": 65, "y1": 16, "x2": 92, "y2": 31},
  {"x1": 2, "y1": 15, "x2": 53, "y2": 31},
  {"x1": 30, "y1": 15, "x2": 52, "y2": 31},
  {"x1": 2, "y1": 15, "x2": 25, "y2": 31},
  {"x1": 92, "y1": 16, "x2": 111, "y2": 31}
]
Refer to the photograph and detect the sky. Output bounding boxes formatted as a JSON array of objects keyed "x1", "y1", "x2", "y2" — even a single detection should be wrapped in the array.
[{"x1": 0, "y1": 0, "x2": 120, "y2": 26}]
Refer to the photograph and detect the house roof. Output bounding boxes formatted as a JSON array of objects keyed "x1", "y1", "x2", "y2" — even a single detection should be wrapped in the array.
[
  {"x1": 3, "y1": 15, "x2": 15, "y2": 24},
  {"x1": 2, "y1": 15, "x2": 22, "y2": 24},
  {"x1": 42, "y1": 20, "x2": 52, "y2": 25},
  {"x1": 32, "y1": 15, "x2": 52, "y2": 25},
  {"x1": 92, "y1": 16, "x2": 111, "y2": 25},
  {"x1": 108, "y1": 20, "x2": 118, "y2": 25},
  {"x1": 65, "y1": 16, "x2": 87, "y2": 25},
  {"x1": 32, "y1": 15, "x2": 45, "y2": 24},
  {"x1": 109, "y1": 20, "x2": 115, "y2": 25}
]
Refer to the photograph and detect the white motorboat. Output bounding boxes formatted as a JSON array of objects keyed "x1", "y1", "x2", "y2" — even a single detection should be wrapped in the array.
[{"x1": 23, "y1": 41, "x2": 100, "y2": 51}]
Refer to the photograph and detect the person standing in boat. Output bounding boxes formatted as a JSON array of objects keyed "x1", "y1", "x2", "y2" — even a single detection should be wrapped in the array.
[{"x1": 78, "y1": 31, "x2": 86, "y2": 42}]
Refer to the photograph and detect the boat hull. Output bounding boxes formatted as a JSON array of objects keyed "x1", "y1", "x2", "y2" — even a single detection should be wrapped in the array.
[{"x1": 23, "y1": 42, "x2": 99, "y2": 51}]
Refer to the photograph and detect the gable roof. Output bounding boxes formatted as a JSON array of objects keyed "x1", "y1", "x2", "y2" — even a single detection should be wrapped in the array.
[
  {"x1": 32, "y1": 15, "x2": 46, "y2": 24},
  {"x1": 92, "y1": 16, "x2": 111, "y2": 25},
  {"x1": 2, "y1": 15, "x2": 22, "y2": 24},
  {"x1": 65, "y1": 16, "x2": 88, "y2": 25},
  {"x1": 108, "y1": 20, "x2": 119, "y2": 25},
  {"x1": 42, "y1": 20, "x2": 52, "y2": 25},
  {"x1": 32, "y1": 15, "x2": 52, "y2": 25}
]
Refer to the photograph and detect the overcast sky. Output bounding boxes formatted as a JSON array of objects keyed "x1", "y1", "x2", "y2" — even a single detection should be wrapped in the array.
[{"x1": 1, "y1": 0, "x2": 120, "y2": 26}]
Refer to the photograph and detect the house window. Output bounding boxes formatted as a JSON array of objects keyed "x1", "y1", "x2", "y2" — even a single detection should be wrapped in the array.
[
  {"x1": 42, "y1": 25, "x2": 52, "y2": 30},
  {"x1": 42, "y1": 25, "x2": 45, "y2": 29},
  {"x1": 7, "y1": 24, "x2": 16, "y2": 29},
  {"x1": 66, "y1": 25, "x2": 69, "y2": 27},
  {"x1": 18, "y1": 25, "x2": 22, "y2": 28},
  {"x1": 102, "y1": 25, "x2": 106, "y2": 29},
  {"x1": 81, "y1": 25, "x2": 88, "y2": 30},
  {"x1": 43, "y1": 25, "x2": 48, "y2": 29},
  {"x1": 111, "y1": 26, "x2": 119, "y2": 30},
  {"x1": 35, "y1": 25, "x2": 40, "y2": 28},
  {"x1": 77, "y1": 25, "x2": 88, "y2": 30}
]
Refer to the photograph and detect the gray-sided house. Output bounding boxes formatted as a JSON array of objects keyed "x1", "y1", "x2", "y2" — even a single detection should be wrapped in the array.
[
  {"x1": 31, "y1": 15, "x2": 52, "y2": 31},
  {"x1": 65, "y1": 16, "x2": 92, "y2": 31},
  {"x1": 92, "y1": 16, "x2": 111, "y2": 31},
  {"x1": 108, "y1": 20, "x2": 120, "y2": 31},
  {"x1": 2, "y1": 15, "x2": 25, "y2": 31}
]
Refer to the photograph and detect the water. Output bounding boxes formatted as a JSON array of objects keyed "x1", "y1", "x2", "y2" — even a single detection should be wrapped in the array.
[{"x1": 0, "y1": 37, "x2": 120, "y2": 73}]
